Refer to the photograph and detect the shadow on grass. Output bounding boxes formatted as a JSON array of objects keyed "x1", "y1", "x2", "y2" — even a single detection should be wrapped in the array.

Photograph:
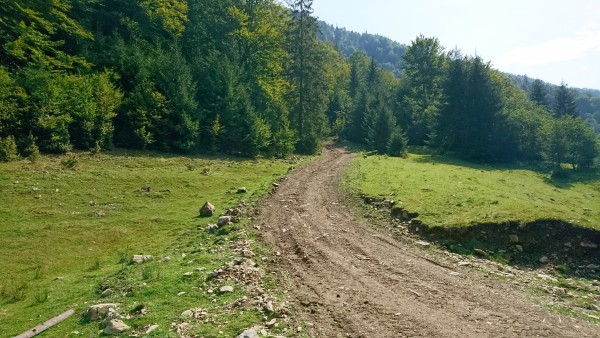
[{"x1": 407, "y1": 148, "x2": 600, "y2": 189}]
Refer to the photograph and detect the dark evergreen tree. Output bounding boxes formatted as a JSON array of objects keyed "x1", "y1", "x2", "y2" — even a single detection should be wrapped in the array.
[
  {"x1": 529, "y1": 79, "x2": 549, "y2": 108},
  {"x1": 553, "y1": 82, "x2": 578, "y2": 118}
]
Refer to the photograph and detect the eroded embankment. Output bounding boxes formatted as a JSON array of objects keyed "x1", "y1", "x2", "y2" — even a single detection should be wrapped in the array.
[{"x1": 363, "y1": 196, "x2": 600, "y2": 277}]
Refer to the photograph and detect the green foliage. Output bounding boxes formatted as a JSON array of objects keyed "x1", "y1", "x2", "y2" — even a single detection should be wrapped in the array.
[
  {"x1": 553, "y1": 82, "x2": 578, "y2": 118},
  {"x1": 0, "y1": 135, "x2": 19, "y2": 162},
  {"x1": 399, "y1": 35, "x2": 445, "y2": 145},
  {"x1": 388, "y1": 129, "x2": 408, "y2": 158},
  {"x1": 543, "y1": 117, "x2": 599, "y2": 170}
]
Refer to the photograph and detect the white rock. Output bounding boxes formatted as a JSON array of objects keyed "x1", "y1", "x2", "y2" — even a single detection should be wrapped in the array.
[
  {"x1": 130, "y1": 255, "x2": 153, "y2": 264},
  {"x1": 237, "y1": 329, "x2": 259, "y2": 338},
  {"x1": 416, "y1": 240, "x2": 431, "y2": 247},
  {"x1": 220, "y1": 285, "x2": 234, "y2": 293},
  {"x1": 103, "y1": 319, "x2": 130, "y2": 335},
  {"x1": 218, "y1": 216, "x2": 233, "y2": 226},
  {"x1": 85, "y1": 303, "x2": 119, "y2": 321},
  {"x1": 145, "y1": 324, "x2": 159, "y2": 334}
]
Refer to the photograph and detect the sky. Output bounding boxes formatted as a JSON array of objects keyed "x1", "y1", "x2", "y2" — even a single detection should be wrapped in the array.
[{"x1": 310, "y1": 0, "x2": 600, "y2": 89}]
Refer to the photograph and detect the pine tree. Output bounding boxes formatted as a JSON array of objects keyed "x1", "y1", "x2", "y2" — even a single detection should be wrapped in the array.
[
  {"x1": 553, "y1": 82, "x2": 578, "y2": 118},
  {"x1": 529, "y1": 79, "x2": 549, "y2": 108}
]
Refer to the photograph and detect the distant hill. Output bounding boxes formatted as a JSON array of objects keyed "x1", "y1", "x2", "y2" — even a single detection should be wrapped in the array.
[{"x1": 318, "y1": 21, "x2": 406, "y2": 77}]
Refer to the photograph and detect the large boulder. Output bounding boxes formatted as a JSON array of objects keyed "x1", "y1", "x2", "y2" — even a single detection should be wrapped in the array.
[{"x1": 199, "y1": 202, "x2": 216, "y2": 217}]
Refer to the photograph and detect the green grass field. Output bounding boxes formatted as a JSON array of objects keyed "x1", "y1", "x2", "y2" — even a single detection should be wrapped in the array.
[
  {"x1": 0, "y1": 150, "x2": 307, "y2": 336},
  {"x1": 342, "y1": 150, "x2": 600, "y2": 229}
]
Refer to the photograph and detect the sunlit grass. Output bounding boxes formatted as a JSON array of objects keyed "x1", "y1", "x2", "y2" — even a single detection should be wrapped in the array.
[
  {"x1": 0, "y1": 149, "x2": 307, "y2": 336},
  {"x1": 342, "y1": 151, "x2": 600, "y2": 229}
]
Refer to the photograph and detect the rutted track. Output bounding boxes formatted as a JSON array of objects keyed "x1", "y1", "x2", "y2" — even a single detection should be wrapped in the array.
[{"x1": 257, "y1": 146, "x2": 599, "y2": 337}]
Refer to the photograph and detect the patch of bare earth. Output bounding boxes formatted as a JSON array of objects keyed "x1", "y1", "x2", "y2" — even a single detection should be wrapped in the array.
[{"x1": 256, "y1": 146, "x2": 600, "y2": 337}]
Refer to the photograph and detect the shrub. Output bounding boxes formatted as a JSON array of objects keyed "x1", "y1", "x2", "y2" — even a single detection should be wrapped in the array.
[
  {"x1": 0, "y1": 135, "x2": 19, "y2": 162},
  {"x1": 388, "y1": 129, "x2": 408, "y2": 158}
]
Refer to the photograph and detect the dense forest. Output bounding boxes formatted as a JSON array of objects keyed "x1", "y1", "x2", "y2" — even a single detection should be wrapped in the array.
[
  {"x1": 318, "y1": 21, "x2": 406, "y2": 77},
  {"x1": 0, "y1": 0, "x2": 598, "y2": 169}
]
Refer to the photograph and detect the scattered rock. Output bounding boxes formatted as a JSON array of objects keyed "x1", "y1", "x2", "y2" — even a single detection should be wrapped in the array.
[
  {"x1": 160, "y1": 256, "x2": 171, "y2": 263},
  {"x1": 272, "y1": 183, "x2": 280, "y2": 188},
  {"x1": 266, "y1": 318, "x2": 277, "y2": 327},
  {"x1": 537, "y1": 273, "x2": 558, "y2": 282},
  {"x1": 140, "y1": 186, "x2": 152, "y2": 192},
  {"x1": 103, "y1": 319, "x2": 130, "y2": 335},
  {"x1": 509, "y1": 234, "x2": 519, "y2": 243},
  {"x1": 146, "y1": 325, "x2": 159, "y2": 334},
  {"x1": 34, "y1": 194, "x2": 42, "y2": 199},
  {"x1": 474, "y1": 248, "x2": 488, "y2": 257},
  {"x1": 564, "y1": 242, "x2": 572, "y2": 248},
  {"x1": 457, "y1": 261, "x2": 471, "y2": 267},
  {"x1": 264, "y1": 301, "x2": 275, "y2": 313},
  {"x1": 586, "y1": 264, "x2": 600, "y2": 270},
  {"x1": 130, "y1": 255, "x2": 153, "y2": 264},
  {"x1": 539, "y1": 256, "x2": 549, "y2": 264},
  {"x1": 219, "y1": 285, "x2": 234, "y2": 293},
  {"x1": 580, "y1": 241, "x2": 598, "y2": 249},
  {"x1": 237, "y1": 329, "x2": 259, "y2": 338},
  {"x1": 181, "y1": 308, "x2": 207, "y2": 319},
  {"x1": 183, "y1": 272, "x2": 194, "y2": 277},
  {"x1": 177, "y1": 292, "x2": 187, "y2": 296},
  {"x1": 84, "y1": 303, "x2": 119, "y2": 321},
  {"x1": 237, "y1": 187, "x2": 248, "y2": 194},
  {"x1": 229, "y1": 257, "x2": 245, "y2": 266},
  {"x1": 91, "y1": 210, "x2": 106, "y2": 217},
  {"x1": 206, "y1": 224, "x2": 219, "y2": 234},
  {"x1": 218, "y1": 216, "x2": 233, "y2": 226},
  {"x1": 589, "y1": 304, "x2": 600, "y2": 311},
  {"x1": 199, "y1": 202, "x2": 216, "y2": 217}
]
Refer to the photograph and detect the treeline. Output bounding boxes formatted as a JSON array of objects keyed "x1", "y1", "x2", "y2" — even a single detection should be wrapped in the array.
[
  {"x1": 0, "y1": 0, "x2": 345, "y2": 159},
  {"x1": 342, "y1": 36, "x2": 599, "y2": 168},
  {"x1": 0, "y1": 1, "x2": 598, "y2": 169},
  {"x1": 509, "y1": 75, "x2": 600, "y2": 134}
]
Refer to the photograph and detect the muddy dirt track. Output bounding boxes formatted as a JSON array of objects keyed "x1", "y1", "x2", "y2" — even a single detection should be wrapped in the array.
[{"x1": 257, "y1": 146, "x2": 599, "y2": 337}]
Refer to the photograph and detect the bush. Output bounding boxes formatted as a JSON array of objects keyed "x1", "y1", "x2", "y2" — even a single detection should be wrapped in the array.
[
  {"x1": 551, "y1": 168, "x2": 570, "y2": 180},
  {"x1": 21, "y1": 133, "x2": 40, "y2": 162},
  {"x1": 0, "y1": 136, "x2": 19, "y2": 162},
  {"x1": 388, "y1": 130, "x2": 408, "y2": 158}
]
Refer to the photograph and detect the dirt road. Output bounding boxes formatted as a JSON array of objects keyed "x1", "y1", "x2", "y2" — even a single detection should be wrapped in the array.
[{"x1": 257, "y1": 146, "x2": 599, "y2": 337}]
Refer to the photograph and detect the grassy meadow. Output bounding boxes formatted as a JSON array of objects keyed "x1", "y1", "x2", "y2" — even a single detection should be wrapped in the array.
[
  {"x1": 0, "y1": 150, "x2": 307, "y2": 336},
  {"x1": 342, "y1": 150, "x2": 600, "y2": 229}
]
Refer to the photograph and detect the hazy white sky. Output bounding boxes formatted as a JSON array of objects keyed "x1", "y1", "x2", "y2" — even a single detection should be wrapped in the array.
[{"x1": 311, "y1": 0, "x2": 600, "y2": 89}]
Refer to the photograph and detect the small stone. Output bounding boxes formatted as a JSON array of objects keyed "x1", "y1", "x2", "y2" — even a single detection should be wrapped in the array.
[
  {"x1": 539, "y1": 256, "x2": 549, "y2": 264},
  {"x1": 272, "y1": 183, "x2": 280, "y2": 188},
  {"x1": 474, "y1": 248, "x2": 488, "y2": 257},
  {"x1": 580, "y1": 241, "x2": 598, "y2": 249},
  {"x1": 564, "y1": 242, "x2": 572, "y2": 248},
  {"x1": 91, "y1": 210, "x2": 105, "y2": 217},
  {"x1": 264, "y1": 301, "x2": 275, "y2": 313},
  {"x1": 145, "y1": 325, "x2": 159, "y2": 334},
  {"x1": 130, "y1": 255, "x2": 153, "y2": 264},
  {"x1": 237, "y1": 187, "x2": 247, "y2": 194},
  {"x1": 103, "y1": 319, "x2": 130, "y2": 335},
  {"x1": 509, "y1": 234, "x2": 519, "y2": 243},
  {"x1": 34, "y1": 194, "x2": 42, "y2": 199},
  {"x1": 586, "y1": 264, "x2": 600, "y2": 270},
  {"x1": 177, "y1": 292, "x2": 187, "y2": 296},
  {"x1": 199, "y1": 202, "x2": 216, "y2": 217},
  {"x1": 140, "y1": 186, "x2": 152, "y2": 192},
  {"x1": 183, "y1": 272, "x2": 194, "y2": 277},
  {"x1": 219, "y1": 285, "x2": 234, "y2": 293},
  {"x1": 458, "y1": 261, "x2": 471, "y2": 267},
  {"x1": 516, "y1": 245, "x2": 523, "y2": 252},
  {"x1": 449, "y1": 271, "x2": 460, "y2": 276},
  {"x1": 217, "y1": 216, "x2": 233, "y2": 226},
  {"x1": 537, "y1": 273, "x2": 558, "y2": 282},
  {"x1": 588, "y1": 304, "x2": 600, "y2": 311},
  {"x1": 229, "y1": 257, "x2": 245, "y2": 266},
  {"x1": 416, "y1": 240, "x2": 431, "y2": 248},
  {"x1": 237, "y1": 329, "x2": 259, "y2": 338},
  {"x1": 266, "y1": 318, "x2": 277, "y2": 327},
  {"x1": 84, "y1": 304, "x2": 119, "y2": 321},
  {"x1": 100, "y1": 289, "x2": 114, "y2": 297},
  {"x1": 160, "y1": 256, "x2": 171, "y2": 263},
  {"x1": 206, "y1": 224, "x2": 219, "y2": 233}
]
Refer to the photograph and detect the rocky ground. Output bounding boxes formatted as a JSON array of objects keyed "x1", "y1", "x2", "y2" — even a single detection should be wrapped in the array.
[{"x1": 255, "y1": 145, "x2": 600, "y2": 338}]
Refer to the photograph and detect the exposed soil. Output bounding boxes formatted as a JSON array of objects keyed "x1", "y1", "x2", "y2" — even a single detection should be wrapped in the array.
[{"x1": 256, "y1": 145, "x2": 600, "y2": 337}]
